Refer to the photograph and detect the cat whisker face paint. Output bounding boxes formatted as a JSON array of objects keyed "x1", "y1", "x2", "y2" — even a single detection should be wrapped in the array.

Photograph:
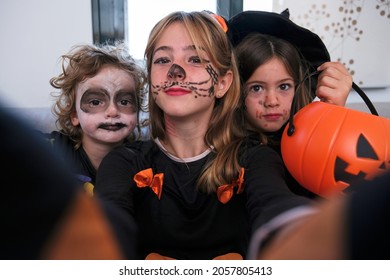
[{"x1": 152, "y1": 62, "x2": 219, "y2": 98}]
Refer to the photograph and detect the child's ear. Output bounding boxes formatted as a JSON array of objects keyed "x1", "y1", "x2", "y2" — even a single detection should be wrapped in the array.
[
  {"x1": 216, "y1": 70, "x2": 233, "y2": 98},
  {"x1": 71, "y1": 111, "x2": 80, "y2": 126}
]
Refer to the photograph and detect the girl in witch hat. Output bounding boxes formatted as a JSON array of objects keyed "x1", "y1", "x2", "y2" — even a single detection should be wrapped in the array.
[{"x1": 228, "y1": 9, "x2": 352, "y2": 198}]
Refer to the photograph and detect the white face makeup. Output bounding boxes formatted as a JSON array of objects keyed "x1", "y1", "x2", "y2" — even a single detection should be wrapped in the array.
[
  {"x1": 244, "y1": 57, "x2": 295, "y2": 133},
  {"x1": 72, "y1": 65, "x2": 138, "y2": 145},
  {"x1": 79, "y1": 90, "x2": 137, "y2": 115}
]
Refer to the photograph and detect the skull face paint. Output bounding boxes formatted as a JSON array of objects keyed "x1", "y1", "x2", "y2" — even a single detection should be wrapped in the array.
[
  {"x1": 72, "y1": 65, "x2": 138, "y2": 145},
  {"x1": 80, "y1": 89, "x2": 137, "y2": 114}
]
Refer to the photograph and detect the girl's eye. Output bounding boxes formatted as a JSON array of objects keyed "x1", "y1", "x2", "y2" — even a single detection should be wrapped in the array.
[
  {"x1": 116, "y1": 92, "x2": 136, "y2": 108},
  {"x1": 117, "y1": 98, "x2": 136, "y2": 113},
  {"x1": 245, "y1": 84, "x2": 263, "y2": 97},
  {"x1": 89, "y1": 99, "x2": 103, "y2": 107},
  {"x1": 189, "y1": 56, "x2": 202, "y2": 64},
  {"x1": 154, "y1": 57, "x2": 171, "y2": 64},
  {"x1": 279, "y1": 83, "x2": 292, "y2": 91},
  {"x1": 118, "y1": 99, "x2": 135, "y2": 107},
  {"x1": 119, "y1": 100, "x2": 129, "y2": 106},
  {"x1": 81, "y1": 91, "x2": 107, "y2": 108},
  {"x1": 249, "y1": 85, "x2": 263, "y2": 93}
]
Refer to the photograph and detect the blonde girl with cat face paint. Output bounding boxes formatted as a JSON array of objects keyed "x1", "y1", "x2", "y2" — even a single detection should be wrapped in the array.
[{"x1": 95, "y1": 10, "x2": 314, "y2": 260}]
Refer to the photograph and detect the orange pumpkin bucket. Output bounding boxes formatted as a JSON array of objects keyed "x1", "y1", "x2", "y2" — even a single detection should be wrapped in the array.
[{"x1": 281, "y1": 101, "x2": 390, "y2": 198}]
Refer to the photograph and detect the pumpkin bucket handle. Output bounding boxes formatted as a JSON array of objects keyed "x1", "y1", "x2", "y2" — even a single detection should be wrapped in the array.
[{"x1": 286, "y1": 78, "x2": 379, "y2": 136}]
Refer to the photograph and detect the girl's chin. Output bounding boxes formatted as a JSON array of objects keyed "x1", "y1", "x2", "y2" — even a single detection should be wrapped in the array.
[{"x1": 260, "y1": 125, "x2": 284, "y2": 133}]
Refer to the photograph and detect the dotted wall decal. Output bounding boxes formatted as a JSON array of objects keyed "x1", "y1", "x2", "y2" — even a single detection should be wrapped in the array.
[
  {"x1": 275, "y1": 0, "x2": 389, "y2": 87},
  {"x1": 376, "y1": 0, "x2": 390, "y2": 18}
]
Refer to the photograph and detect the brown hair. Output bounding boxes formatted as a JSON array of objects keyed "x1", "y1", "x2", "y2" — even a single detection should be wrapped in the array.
[{"x1": 235, "y1": 33, "x2": 313, "y2": 142}]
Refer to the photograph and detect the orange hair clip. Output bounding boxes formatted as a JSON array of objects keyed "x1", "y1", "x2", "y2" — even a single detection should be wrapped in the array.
[{"x1": 204, "y1": 10, "x2": 228, "y2": 33}]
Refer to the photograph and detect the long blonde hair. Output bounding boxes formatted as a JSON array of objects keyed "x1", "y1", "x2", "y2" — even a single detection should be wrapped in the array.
[{"x1": 144, "y1": 11, "x2": 245, "y2": 193}]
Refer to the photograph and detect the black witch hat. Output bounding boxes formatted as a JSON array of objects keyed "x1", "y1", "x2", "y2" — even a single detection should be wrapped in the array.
[{"x1": 227, "y1": 9, "x2": 330, "y2": 72}]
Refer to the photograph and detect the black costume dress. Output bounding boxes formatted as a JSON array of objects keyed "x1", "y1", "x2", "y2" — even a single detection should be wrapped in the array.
[
  {"x1": 265, "y1": 125, "x2": 319, "y2": 199},
  {"x1": 94, "y1": 138, "x2": 312, "y2": 259}
]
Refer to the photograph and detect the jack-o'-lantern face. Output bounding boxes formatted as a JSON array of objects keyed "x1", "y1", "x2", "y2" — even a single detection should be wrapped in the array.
[
  {"x1": 281, "y1": 101, "x2": 390, "y2": 198},
  {"x1": 336, "y1": 133, "x2": 390, "y2": 194}
]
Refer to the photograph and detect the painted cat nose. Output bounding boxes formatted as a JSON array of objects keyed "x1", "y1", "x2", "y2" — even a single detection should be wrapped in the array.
[{"x1": 167, "y1": 64, "x2": 186, "y2": 80}]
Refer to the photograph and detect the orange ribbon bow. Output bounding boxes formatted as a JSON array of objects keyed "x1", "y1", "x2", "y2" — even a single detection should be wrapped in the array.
[
  {"x1": 134, "y1": 168, "x2": 164, "y2": 199},
  {"x1": 217, "y1": 168, "x2": 245, "y2": 204}
]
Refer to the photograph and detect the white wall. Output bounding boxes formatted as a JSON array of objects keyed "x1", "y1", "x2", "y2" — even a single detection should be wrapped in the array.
[{"x1": 0, "y1": 0, "x2": 92, "y2": 108}]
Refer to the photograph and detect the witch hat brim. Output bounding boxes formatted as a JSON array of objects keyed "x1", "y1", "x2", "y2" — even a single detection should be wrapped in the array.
[{"x1": 227, "y1": 9, "x2": 330, "y2": 71}]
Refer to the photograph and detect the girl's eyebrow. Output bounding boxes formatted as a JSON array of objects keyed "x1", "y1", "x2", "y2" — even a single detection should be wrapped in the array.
[
  {"x1": 153, "y1": 45, "x2": 172, "y2": 56},
  {"x1": 279, "y1": 78, "x2": 295, "y2": 83},
  {"x1": 245, "y1": 80, "x2": 267, "y2": 86},
  {"x1": 154, "y1": 44, "x2": 197, "y2": 55},
  {"x1": 246, "y1": 77, "x2": 294, "y2": 85},
  {"x1": 185, "y1": 45, "x2": 197, "y2": 51}
]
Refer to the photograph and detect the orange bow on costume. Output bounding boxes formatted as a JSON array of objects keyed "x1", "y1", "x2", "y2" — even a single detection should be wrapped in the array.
[
  {"x1": 216, "y1": 168, "x2": 245, "y2": 204},
  {"x1": 134, "y1": 168, "x2": 164, "y2": 199}
]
